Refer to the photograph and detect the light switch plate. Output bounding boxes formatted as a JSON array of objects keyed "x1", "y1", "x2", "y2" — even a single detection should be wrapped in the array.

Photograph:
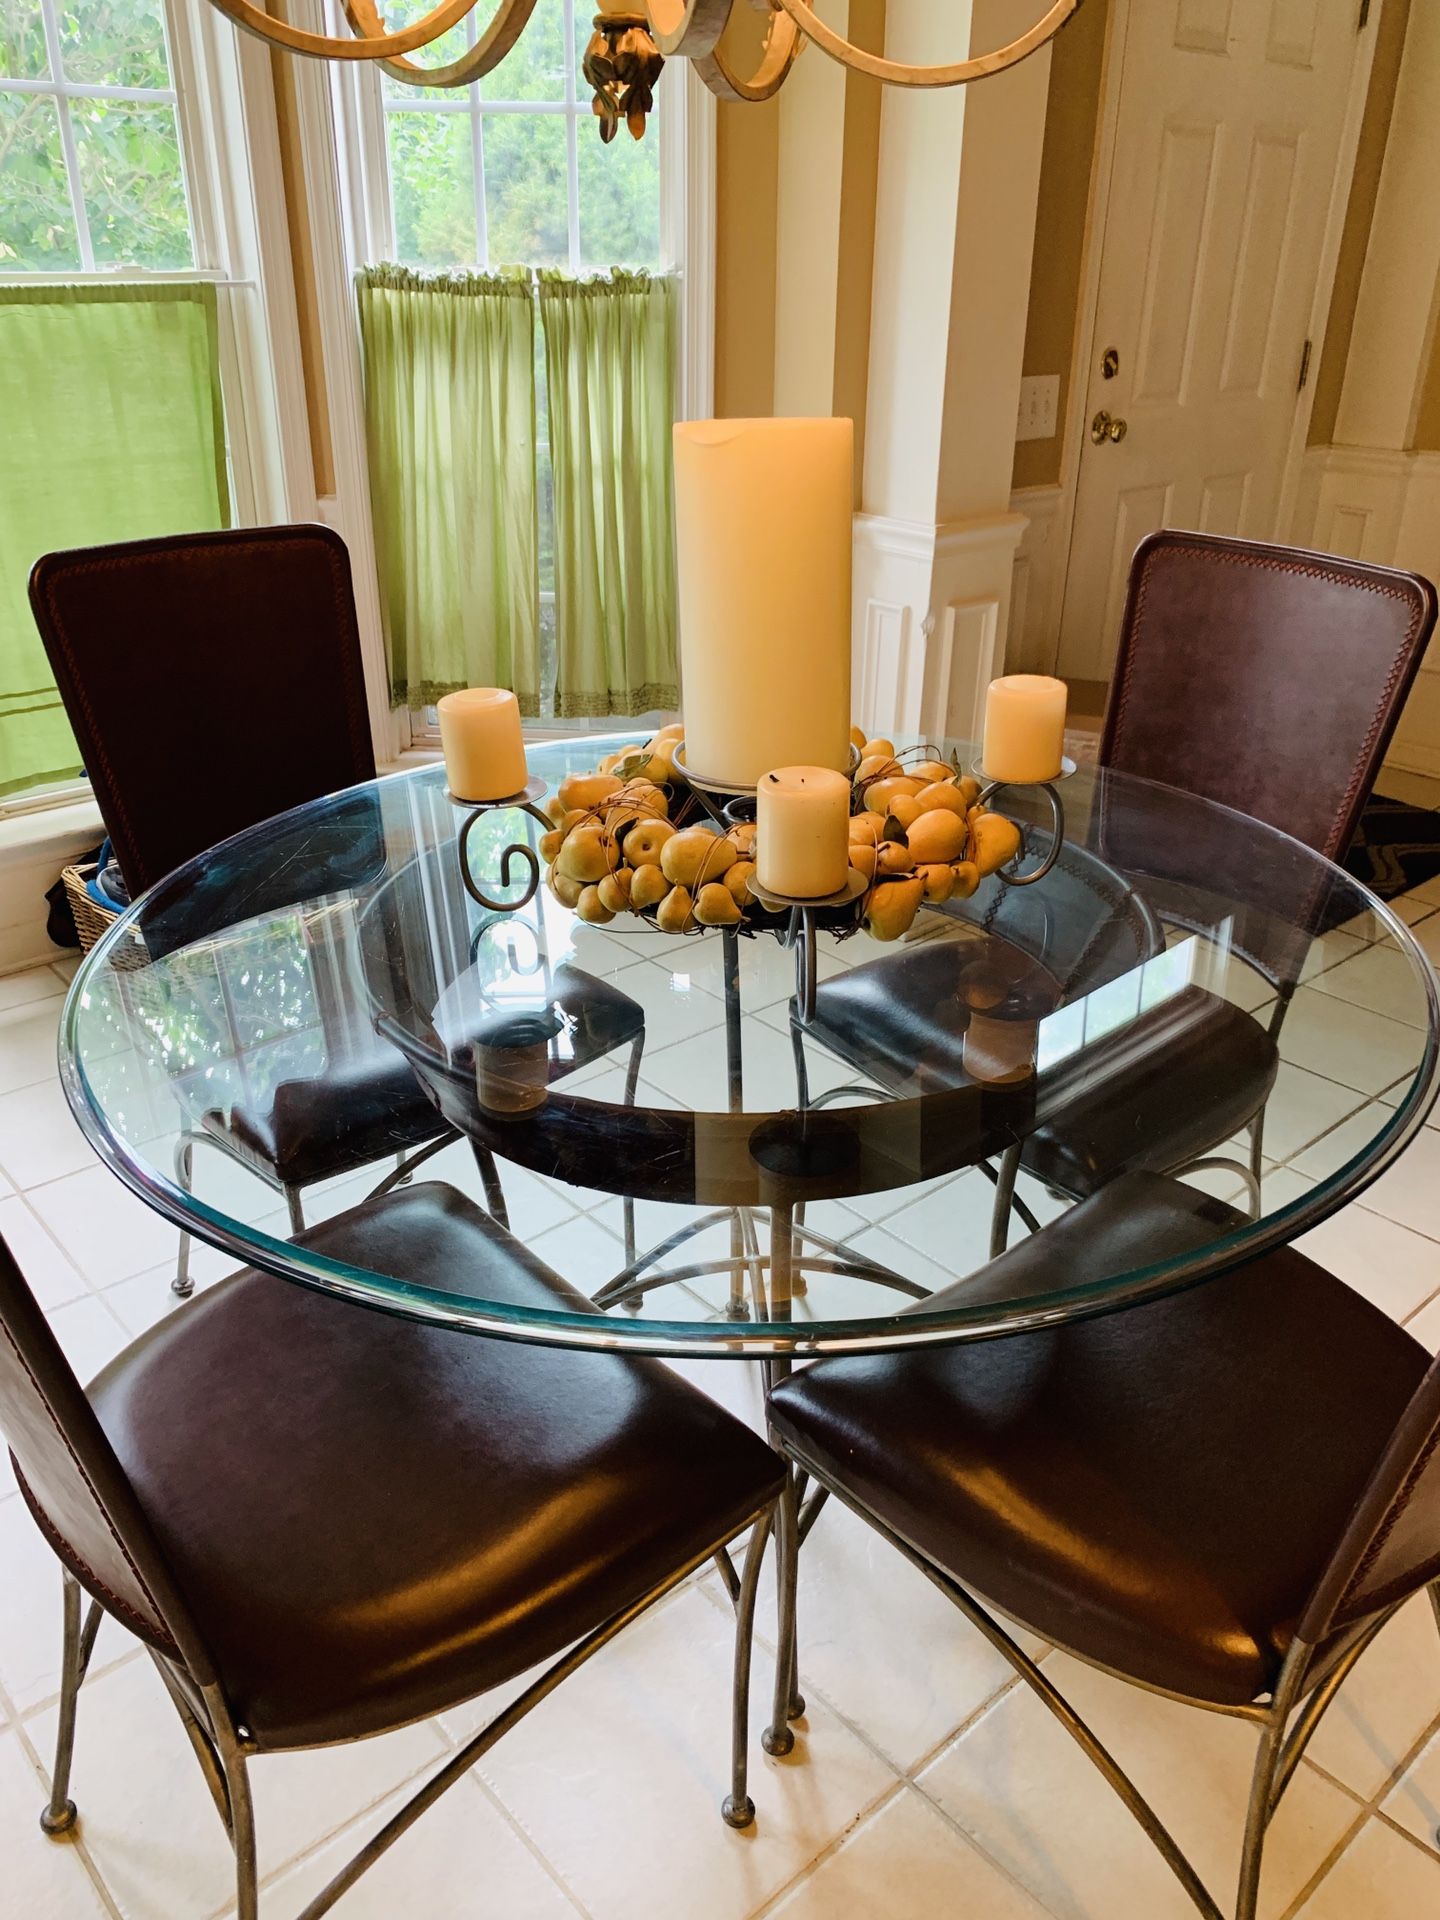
[{"x1": 1016, "y1": 374, "x2": 1060, "y2": 443}]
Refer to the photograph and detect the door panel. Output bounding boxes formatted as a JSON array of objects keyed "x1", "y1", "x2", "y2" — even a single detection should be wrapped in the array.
[
  {"x1": 1056, "y1": 0, "x2": 1359, "y2": 683},
  {"x1": 1174, "y1": 0, "x2": 1236, "y2": 59},
  {"x1": 1266, "y1": 0, "x2": 1322, "y2": 70},
  {"x1": 1132, "y1": 120, "x2": 1221, "y2": 406},
  {"x1": 1219, "y1": 130, "x2": 1300, "y2": 395}
]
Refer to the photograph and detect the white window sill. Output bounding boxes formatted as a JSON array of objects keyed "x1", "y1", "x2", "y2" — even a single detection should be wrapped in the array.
[{"x1": 0, "y1": 793, "x2": 104, "y2": 871}]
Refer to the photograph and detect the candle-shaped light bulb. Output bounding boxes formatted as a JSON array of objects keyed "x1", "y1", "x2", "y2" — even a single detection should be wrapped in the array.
[
  {"x1": 982, "y1": 675, "x2": 1068, "y2": 784},
  {"x1": 756, "y1": 765, "x2": 851, "y2": 899}
]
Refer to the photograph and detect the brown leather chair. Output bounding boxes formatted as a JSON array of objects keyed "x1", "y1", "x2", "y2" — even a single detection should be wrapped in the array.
[
  {"x1": 766, "y1": 1171, "x2": 1440, "y2": 1920},
  {"x1": 0, "y1": 1184, "x2": 785, "y2": 1919},
  {"x1": 28, "y1": 526, "x2": 645, "y2": 1287},
  {"x1": 1020, "y1": 531, "x2": 1437, "y2": 1200},
  {"x1": 800, "y1": 535, "x2": 1436, "y2": 1227}
]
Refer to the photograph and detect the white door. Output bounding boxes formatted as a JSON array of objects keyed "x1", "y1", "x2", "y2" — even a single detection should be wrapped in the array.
[{"x1": 1056, "y1": 0, "x2": 1362, "y2": 683}]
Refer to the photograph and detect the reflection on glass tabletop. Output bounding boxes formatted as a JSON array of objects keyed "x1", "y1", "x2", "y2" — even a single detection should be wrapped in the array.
[{"x1": 60, "y1": 734, "x2": 1440, "y2": 1355}]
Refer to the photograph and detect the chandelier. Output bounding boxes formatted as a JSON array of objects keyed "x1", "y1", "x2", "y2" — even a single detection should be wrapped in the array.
[{"x1": 204, "y1": 0, "x2": 1086, "y2": 136}]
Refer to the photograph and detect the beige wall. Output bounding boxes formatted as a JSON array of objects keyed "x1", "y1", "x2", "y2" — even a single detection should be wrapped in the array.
[{"x1": 1011, "y1": 0, "x2": 1108, "y2": 493}]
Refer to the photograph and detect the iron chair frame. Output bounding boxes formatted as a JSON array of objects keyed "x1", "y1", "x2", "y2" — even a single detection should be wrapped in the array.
[
  {"x1": 39, "y1": 1498, "x2": 780, "y2": 1919},
  {"x1": 765, "y1": 1405, "x2": 1440, "y2": 1920},
  {"x1": 2, "y1": 1190, "x2": 781, "y2": 1918}
]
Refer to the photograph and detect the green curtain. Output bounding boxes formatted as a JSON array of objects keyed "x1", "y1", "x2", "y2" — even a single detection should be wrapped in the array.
[
  {"x1": 358, "y1": 264, "x2": 540, "y2": 715},
  {"x1": 538, "y1": 270, "x2": 678, "y2": 718},
  {"x1": 0, "y1": 282, "x2": 228, "y2": 798}
]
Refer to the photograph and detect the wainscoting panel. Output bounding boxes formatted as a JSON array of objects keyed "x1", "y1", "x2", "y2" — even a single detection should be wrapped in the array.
[{"x1": 1292, "y1": 446, "x2": 1440, "y2": 775}]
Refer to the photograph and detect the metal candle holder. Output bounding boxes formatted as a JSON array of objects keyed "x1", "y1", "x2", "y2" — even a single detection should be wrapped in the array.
[
  {"x1": 750, "y1": 870, "x2": 871, "y2": 1026},
  {"x1": 452, "y1": 775, "x2": 552, "y2": 913},
  {"x1": 972, "y1": 755, "x2": 1076, "y2": 888}
]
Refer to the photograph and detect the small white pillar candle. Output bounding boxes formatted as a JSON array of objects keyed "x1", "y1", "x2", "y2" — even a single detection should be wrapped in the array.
[
  {"x1": 757, "y1": 765, "x2": 851, "y2": 899},
  {"x1": 673, "y1": 418, "x2": 853, "y2": 789},
  {"x1": 437, "y1": 688, "x2": 528, "y2": 802},
  {"x1": 982, "y1": 675, "x2": 1068, "y2": 784}
]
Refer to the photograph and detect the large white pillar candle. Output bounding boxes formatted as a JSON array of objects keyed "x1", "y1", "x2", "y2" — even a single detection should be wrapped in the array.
[
  {"x1": 982, "y1": 675, "x2": 1068, "y2": 784},
  {"x1": 673, "y1": 417, "x2": 853, "y2": 789},
  {"x1": 757, "y1": 765, "x2": 851, "y2": 899},
  {"x1": 437, "y1": 687, "x2": 528, "y2": 802}
]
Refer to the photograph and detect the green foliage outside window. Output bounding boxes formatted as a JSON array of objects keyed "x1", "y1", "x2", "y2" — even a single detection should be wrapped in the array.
[{"x1": 0, "y1": 0, "x2": 192, "y2": 271}]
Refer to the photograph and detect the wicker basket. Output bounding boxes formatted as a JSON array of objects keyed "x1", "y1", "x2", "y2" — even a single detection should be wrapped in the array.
[{"x1": 61, "y1": 860, "x2": 119, "y2": 955}]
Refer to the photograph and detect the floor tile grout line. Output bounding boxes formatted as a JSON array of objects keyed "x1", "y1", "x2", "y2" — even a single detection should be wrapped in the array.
[
  {"x1": 742, "y1": 1776, "x2": 912, "y2": 1920},
  {"x1": 1369, "y1": 1800, "x2": 1440, "y2": 1866},
  {"x1": 1276, "y1": 1702, "x2": 1440, "y2": 1917},
  {"x1": 470, "y1": 1770, "x2": 599, "y2": 1920},
  {"x1": 2, "y1": 1667, "x2": 126, "y2": 1920}
]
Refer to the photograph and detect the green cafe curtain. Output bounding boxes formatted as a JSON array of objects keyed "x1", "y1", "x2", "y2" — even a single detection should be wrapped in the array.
[
  {"x1": 538, "y1": 270, "x2": 678, "y2": 718},
  {"x1": 358, "y1": 265, "x2": 540, "y2": 715},
  {"x1": 0, "y1": 282, "x2": 228, "y2": 798}
]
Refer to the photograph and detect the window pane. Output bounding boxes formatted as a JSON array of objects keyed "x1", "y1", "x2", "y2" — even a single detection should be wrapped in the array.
[
  {"x1": 73, "y1": 98, "x2": 192, "y2": 268},
  {"x1": 481, "y1": 0, "x2": 566, "y2": 102},
  {"x1": 0, "y1": 92, "x2": 80, "y2": 268},
  {"x1": 387, "y1": 106, "x2": 476, "y2": 266},
  {"x1": 578, "y1": 113, "x2": 660, "y2": 267},
  {"x1": 380, "y1": 0, "x2": 471, "y2": 100},
  {"x1": 0, "y1": 0, "x2": 49, "y2": 78},
  {"x1": 482, "y1": 110, "x2": 567, "y2": 267},
  {"x1": 58, "y1": 0, "x2": 173, "y2": 90}
]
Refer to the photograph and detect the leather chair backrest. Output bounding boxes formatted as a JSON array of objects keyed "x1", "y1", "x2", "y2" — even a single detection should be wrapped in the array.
[
  {"x1": 1300, "y1": 1342, "x2": 1440, "y2": 1642},
  {"x1": 30, "y1": 525, "x2": 377, "y2": 898},
  {"x1": 0, "y1": 1231, "x2": 213, "y2": 1681},
  {"x1": 1101, "y1": 532, "x2": 1437, "y2": 863}
]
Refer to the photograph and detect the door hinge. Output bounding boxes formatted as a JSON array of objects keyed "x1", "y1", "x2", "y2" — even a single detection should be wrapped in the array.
[
  {"x1": 1297, "y1": 338, "x2": 1313, "y2": 393},
  {"x1": 1358, "y1": 0, "x2": 1371, "y2": 31}
]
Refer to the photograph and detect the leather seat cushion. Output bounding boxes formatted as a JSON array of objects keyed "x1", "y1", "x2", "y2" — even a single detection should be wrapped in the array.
[
  {"x1": 770, "y1": 1172, "x2": 1428, "y2": 1706},
  {"x1": 89, "y1": 1183, "x2": 784, "y2": 1748},
  {"x1": 1022, "y1": 987, "x2": 1278, "y2": 1198},
  {"x1": 205, "y1": 1040, "x2": 445, "y2": 1189}
]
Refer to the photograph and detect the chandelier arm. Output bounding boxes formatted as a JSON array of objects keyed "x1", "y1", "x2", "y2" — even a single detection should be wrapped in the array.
[
  {"x1": 769, "y1": 0, "x2": 1084, "y2": 87},
  {"x1": 643, "y1": 0, "x2": 734, "y2": 60},
  {"x1": 342, "y1": 0, "x2": 537, "y2": 88},
  {"x1": 694, "y1": 7, "x2": 801, "y2": 105},
  {"x1": 205, "y1": 0, "x2": 495, "y2": 59}
]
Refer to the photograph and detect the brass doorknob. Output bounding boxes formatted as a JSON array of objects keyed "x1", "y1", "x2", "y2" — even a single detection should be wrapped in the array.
[{"x1": 1090, "y1": 409, "x2": 1128, "y2": 445}]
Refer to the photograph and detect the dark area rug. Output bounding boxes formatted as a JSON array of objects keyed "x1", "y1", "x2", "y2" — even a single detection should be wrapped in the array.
[{"x1": 1344, "y1": 793, "x2": 1440, "y2": 900}]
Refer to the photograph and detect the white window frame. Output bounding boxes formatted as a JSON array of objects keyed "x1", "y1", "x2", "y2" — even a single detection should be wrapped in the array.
[
  {"x1": 321, "y1": 13, "x2": 714, "y2": 753},
  {"x1": 1, "y1": 0, "x2": 321, "y2": 819}
]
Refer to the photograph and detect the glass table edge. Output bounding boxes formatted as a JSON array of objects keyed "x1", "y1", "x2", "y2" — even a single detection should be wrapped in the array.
[{"x1": 55, "y1": 784, "x2": 1440, "y2": 1359}]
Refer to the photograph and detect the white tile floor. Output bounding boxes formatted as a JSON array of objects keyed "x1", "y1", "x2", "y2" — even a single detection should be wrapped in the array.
[{"x1": 2, "y1": 891, "x2": 1440, "y2": 1919}]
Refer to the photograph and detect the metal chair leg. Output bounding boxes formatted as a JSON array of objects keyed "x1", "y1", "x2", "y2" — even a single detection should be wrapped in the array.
[
  {"x1": 283, "y1": 1185, "x2": 306, "y2": 1236},
  {"x1": 723, "y1": 1505, "x2": 776, "y2": 1828},
  {"x1": 172, "y1": 1135, "x2": 196, "y2": 1298},
  {"x1": 219, "y1": 1741, "x2": 258, "y2": 1920},
  {"x1": 622, "y1": 1031, "x2": 645, "y2": 1269},
  {"x1": 40, "y1": 1574, "x2": 84, "y2": 1834},
  {"x1": 762, "y1": 1473, "x2": 801, "y2": 1756},
  {"x1": 1235, "y1": 1643, "x2": 1309, "y2": 1920}
]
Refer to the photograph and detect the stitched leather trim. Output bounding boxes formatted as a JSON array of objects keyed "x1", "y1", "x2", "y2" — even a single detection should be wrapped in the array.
[
  {"x1": 1335, "y1": 1422, "x2": 1440, "y2": 1625},
  {"x1": 14, "y1": 1462, "x2": 182, "y2": 1655},
  {"x1": 1109, "y1": 541, "x2": 1426, "y2": 864},
  {"x1": 0, "y1": 1317, "x2": 176, "y2": 1648}
]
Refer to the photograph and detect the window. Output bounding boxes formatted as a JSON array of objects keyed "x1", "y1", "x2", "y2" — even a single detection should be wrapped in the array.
[
  {"x1": 0, "y1": 0, "x2": 194, "y2": 272},
  {"x1": 339, "y1": 0, "x2": 690, "y2": 734},
  {"x1": 366, "y1": 0, "x2": 661, "y2": 277}
]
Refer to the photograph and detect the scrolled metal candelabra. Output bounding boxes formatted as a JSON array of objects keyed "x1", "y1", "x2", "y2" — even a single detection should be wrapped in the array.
[
  {"x1": 974, "y1": 755, "x2": 1077, "y2": 890},
  {"x1": 452, "y1": 776, "x2": 553, "y2": 914}
]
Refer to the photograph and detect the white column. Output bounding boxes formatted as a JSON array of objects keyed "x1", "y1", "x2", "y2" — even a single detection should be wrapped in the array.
[{"x1": 853, "y1": 0, "x2": 1049, "y2": 745}]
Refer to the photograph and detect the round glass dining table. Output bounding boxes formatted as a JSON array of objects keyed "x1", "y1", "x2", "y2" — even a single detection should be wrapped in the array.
[{"x1": 60, "y1": 733, "x2": 1440, "y2": 1357}]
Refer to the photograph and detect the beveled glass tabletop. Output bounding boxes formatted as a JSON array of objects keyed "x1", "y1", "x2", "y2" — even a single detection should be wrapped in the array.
[{"x1": 60, "y1": 733, "x2": 1440, "y2": 1355}]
